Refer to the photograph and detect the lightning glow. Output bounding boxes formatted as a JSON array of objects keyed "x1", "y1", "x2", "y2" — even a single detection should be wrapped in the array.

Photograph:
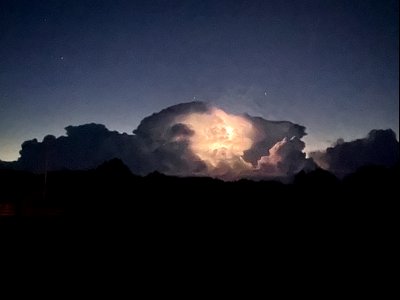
[{"x1": 178, "y1": 108, "x2": 254, "y2": 171}]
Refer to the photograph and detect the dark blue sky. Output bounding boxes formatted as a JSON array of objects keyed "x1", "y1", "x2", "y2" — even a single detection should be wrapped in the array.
[{"x1": 0, "y1": 0, "x2": 398, "y2": 161}]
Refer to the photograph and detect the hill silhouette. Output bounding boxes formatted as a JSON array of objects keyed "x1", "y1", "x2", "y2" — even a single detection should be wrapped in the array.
[
  {"x1": 1, "y1": 158, "x2": 396, "y2": 291},
  {"x1": 0, "y1": 158, "x2": 397, "y2": 220}
]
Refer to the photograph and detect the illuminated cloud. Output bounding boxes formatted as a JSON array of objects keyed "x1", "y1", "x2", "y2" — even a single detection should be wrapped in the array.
[
  {"x1": 177, "y1": 108, "x2": 254, "y2": 174},
  {"x1": 257, "y1": 137, "x2": 309, "y2": 176},
  {"x1": 12, "y1": 102, "x2": 314, "y2": 180},
  {"x1": 11, "y1": 102, "x2": 397, "y2": 180}
]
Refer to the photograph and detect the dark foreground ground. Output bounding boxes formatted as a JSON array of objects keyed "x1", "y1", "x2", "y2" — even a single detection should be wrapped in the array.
[
  {"x1": 0, "y1": 161, "x2": 397, "y2": 295},
  {"x1": 0, "y1": 159, "x2": 397, "y2": 221}
]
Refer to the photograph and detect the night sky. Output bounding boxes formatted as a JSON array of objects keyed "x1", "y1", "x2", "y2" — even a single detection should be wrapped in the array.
[{"x1": 0, "y1": 0, "x2": 398, "y2": 161}]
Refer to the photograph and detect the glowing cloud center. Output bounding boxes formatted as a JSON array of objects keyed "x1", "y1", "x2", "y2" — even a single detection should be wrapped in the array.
[{"x1": 179, "y1": 108, "x2": 254, "y2": 169}]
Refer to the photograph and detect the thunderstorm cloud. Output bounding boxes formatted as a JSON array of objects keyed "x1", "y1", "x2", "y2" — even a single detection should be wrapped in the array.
[
  {"x1": 309, "y1": 129, "x2": 399, "y2": 177},
  {"x1": 7, "y1": 102, "x2": 399, "y2": 180}
]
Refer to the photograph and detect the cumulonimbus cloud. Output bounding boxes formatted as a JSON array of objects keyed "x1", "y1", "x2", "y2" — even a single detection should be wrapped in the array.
[
  {"x1": 309, "y1": 129, "x2": 399, "y2": 177},
  {"x1": 8, "y1": 102, "x2": 399, "y2": 180}
]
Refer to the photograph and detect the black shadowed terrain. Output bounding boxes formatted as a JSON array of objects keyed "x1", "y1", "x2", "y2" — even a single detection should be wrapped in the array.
[
  {"x1": 0, "y1": 158, "x2": 397, "y2": 223},
  {"x1": 1, "y1": 158, "x2": 397, "y2": 294}
]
